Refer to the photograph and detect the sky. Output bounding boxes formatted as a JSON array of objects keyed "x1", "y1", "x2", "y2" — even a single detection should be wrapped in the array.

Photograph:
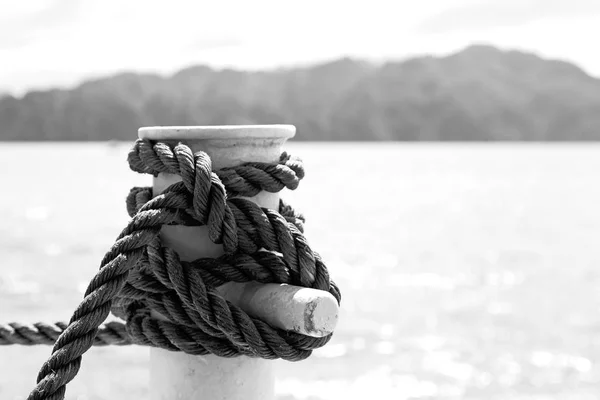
[{"x1": 1, "y1": 0, "x2": 599, "y2": 95}]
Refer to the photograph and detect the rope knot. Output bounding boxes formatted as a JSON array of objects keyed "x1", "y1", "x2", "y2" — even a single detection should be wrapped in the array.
[{"x1": 16, "y1": 138, "x2": 340, "y2": 400}]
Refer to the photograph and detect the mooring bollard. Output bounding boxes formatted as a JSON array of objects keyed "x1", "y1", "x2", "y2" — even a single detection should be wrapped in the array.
[{"x1": 139, "y1": 125, "x2": 339, "y2": 399}]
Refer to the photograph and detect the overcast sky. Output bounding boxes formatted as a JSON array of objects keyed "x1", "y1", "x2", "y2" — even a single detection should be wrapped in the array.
[{"x1": 1, "y1": 0, "x2": 599, "y2": 94}]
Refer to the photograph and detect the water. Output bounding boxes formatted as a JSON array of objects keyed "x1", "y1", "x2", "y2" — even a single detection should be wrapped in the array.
[{"x1": 1, "y1": 142, "x2": 600, "y2": 400}]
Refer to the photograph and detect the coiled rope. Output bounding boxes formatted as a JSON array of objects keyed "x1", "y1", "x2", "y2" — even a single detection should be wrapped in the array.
[{"x1": 0, "y1": 139, "x2": 341, "y2": 400}]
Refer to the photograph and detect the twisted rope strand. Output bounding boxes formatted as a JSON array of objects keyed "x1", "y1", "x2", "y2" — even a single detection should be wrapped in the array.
[
  {"x1": 1, "y1": 139, "x2": 340, "y2": 400},
  {"x1": 128, "y1": 139, "x2": 304, "y2": 197},
  {"x1": 0, "y1": 322, "x2": 130, "y2": 346}
]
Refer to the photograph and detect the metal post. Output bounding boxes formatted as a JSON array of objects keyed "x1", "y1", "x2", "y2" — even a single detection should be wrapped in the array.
[{"x1": 140, "y1": 125, "x2": 338, "y2": 400}]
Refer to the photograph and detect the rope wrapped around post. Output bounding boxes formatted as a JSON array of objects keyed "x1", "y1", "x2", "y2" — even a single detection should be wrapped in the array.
[{"x1": 0, "y1": 137, "x2": 341, "y2": 400}]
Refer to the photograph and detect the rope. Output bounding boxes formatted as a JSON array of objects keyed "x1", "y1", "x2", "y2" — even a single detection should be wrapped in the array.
[
  {"x1": 0, "y1": 322, "x2": 130, "y2": 346},
  {"x1": 0, "y1": 139, "x2": 340, "y2": 400}
]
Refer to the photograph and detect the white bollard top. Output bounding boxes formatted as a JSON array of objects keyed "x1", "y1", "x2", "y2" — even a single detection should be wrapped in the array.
[{"x1": 138, "y1": 125, "x2": 296, "y2": 140}]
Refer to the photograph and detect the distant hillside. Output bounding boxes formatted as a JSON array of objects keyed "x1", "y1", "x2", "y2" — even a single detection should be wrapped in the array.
[{"x1": 2, "y1": 45, "x2": 600, "y2": 141}]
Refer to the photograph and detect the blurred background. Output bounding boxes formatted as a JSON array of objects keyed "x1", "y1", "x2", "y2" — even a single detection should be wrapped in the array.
[{"x1": 1, "y1": 1, "x2": 600, "y2": 399}]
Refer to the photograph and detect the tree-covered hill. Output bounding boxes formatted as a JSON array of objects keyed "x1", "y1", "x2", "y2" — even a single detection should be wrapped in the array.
[{"x1": 2, "y1": 45, "x2": 599, "y2": 141}]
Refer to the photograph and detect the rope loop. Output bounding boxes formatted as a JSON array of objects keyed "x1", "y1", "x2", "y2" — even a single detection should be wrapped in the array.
[{"x1": 1, "y1": 138, "x2": 340, "y2": 400}]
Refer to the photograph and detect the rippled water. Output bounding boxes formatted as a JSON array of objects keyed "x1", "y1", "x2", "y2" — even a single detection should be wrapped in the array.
[{"x1": 1, "y1": 142, "x2": 600, "y2": 400}]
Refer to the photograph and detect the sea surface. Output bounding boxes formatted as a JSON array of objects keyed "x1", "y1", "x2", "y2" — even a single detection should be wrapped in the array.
[{"x1": 1, "y1": 142, "x2": 600, "y2": 400}]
